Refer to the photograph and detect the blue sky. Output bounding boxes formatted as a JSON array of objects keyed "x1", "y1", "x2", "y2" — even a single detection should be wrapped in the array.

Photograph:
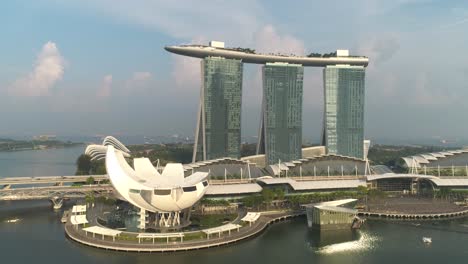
[{"x1": 1, "y1": 0, "x2": 468, "y2": 144}]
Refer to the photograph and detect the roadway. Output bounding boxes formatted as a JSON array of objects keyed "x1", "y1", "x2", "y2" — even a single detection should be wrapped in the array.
[
  {"x1": 0, "y1": 184, "x2": 113, "y2": 201},
  {"x1": 2, "y1": 173, "x2": 468, "y2": 203}
]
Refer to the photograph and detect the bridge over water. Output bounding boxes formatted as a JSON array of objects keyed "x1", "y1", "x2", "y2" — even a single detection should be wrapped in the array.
[
  {"x1": 2, "y1": 173, "x2": 468, "y2": 209},
  {"x1": 0, "y1": 175, "x2": 108, "y2": 187},
  {"x1": 0, "y1": 175, "x2": 111, "y2": 209}
]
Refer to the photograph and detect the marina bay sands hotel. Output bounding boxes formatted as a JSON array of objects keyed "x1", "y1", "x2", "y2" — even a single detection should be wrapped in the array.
[{"x1": 165, "y1": 41, "x2": 369, "y2": 165}]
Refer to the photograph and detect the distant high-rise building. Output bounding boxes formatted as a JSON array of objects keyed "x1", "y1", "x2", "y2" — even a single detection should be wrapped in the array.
[
  {"x1": 193, "y1": 57, "x2": 243, "y2": 162},
  {"x1": 257, "y1": 63, "x2": 304, "y2": 165},
  {"x1": 322, "y1": 65, "x2": 366, "y2": 159}
]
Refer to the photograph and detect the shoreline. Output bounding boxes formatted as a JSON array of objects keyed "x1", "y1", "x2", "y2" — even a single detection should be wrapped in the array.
[
  {"x1": 65, "y1": 207, "x2": 468, "y2": 253},
  {"x1": 0, "y1": 144, "x2": 84, "y2": 153},
  {"x1": 358, "y1": 209, "x2": 468, "y2": 220}
]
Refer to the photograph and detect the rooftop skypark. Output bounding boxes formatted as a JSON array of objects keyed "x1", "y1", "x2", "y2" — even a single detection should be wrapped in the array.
[
  {"x1": 165, "y1": 42, "x2": 369, "y2": 67},
  {"x1": 176, "y1": 44, "x2": 367, "y2": 59}
]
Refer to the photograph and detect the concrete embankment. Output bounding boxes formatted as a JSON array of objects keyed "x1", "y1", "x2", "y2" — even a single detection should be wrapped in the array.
[{"x1": 358, "y1": 209, "x2": 468, "y2": 220}]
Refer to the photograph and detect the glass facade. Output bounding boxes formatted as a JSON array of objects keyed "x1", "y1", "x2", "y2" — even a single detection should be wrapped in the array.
[
  {"x1": 259, "y1": 63, "x2": 304, "y2": 165},
  {"x1": 322, "y1": 65, "x2": 365, "y2": 159},
  {"x1": 194, "y1": 57, "x2": 243, "y2": 161}
]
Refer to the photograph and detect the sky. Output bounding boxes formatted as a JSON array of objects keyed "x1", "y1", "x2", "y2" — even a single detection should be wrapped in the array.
[{"x1": 1, "y1": 0, "x2": 468, "y2": 144}]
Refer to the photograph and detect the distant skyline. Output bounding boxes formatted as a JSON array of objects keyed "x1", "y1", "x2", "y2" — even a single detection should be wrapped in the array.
[{"x1": 1, "y1": 0, "x2": 468, "y2": 144}]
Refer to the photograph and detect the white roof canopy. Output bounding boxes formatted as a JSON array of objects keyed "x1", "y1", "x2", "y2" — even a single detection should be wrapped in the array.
[
  {"x1": 70, "y1": 215, "x2": 88, "y2": 225},
  {"x1": 241, "y1": 212, "x2": 261, "y2": 223},
  {"x1": 71, "y1": 205, "x2": 86, "y2": 214},
  {"x1": 137, "y1": 233, "x2": 184, "y2": 238},
  {"x1": 203, "y1": 223, "x2": 241, "y2": 235},
  {"x1": 82, "y1": 226, "x2": 122, "y2": 237}
]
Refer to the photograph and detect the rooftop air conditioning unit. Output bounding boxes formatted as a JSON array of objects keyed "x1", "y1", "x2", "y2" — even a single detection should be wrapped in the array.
[
  {"x1": 209, "y1": 41, "x2": 225, "y2": 48},
  {"x1": 336, "y1": 49, "x2": 349, "y2": 57}
]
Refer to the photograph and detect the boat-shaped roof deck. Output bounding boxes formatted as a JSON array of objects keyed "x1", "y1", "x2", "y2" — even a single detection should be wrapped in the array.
[{"x1": 165, "y1": 45, "x2": 369, "y2": 67}]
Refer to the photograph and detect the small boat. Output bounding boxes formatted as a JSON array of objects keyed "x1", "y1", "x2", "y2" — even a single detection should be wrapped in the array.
[
  {"x1": 5, "y1": 218, "x2": 20, "y2": 223},
  {"x1": 422, "y1": 237, "x2": 432, "y2": 244}
]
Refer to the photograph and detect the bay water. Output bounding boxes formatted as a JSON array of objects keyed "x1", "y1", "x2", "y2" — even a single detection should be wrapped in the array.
[{"x1": 0, "y1": 147, "x2": 467, "y2": 263}]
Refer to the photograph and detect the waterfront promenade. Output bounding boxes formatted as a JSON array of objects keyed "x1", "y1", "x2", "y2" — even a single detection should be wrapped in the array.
[
  {"x1": 65, "y1": 211, "x2": 303, "y2": 252},
  {"x1": 359, "y1": 197, "x2": 468, "y2": 220}
]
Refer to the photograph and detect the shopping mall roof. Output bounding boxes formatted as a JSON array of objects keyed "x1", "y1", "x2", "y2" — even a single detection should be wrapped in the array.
[
  {"x1": 401, "y1": 149, "x2": 468, "y2": 168},
  {"x1": 205, "y1": 183, "x2": 262, "y2": 195},
  {"x1": 256, "y1": 178, "x2": 366, "y2": 191},
  {"x1": 366, "y1": 173, "x2": 468, "y2": 187}
]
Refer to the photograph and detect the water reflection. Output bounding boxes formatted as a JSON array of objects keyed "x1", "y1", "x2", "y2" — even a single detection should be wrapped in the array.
[
  {"x1": 308, "y1": 228, "x2": 380, "y2": 255},
  {"x1": 308, "y1": 229, "x2": 358, "y2": 248}
]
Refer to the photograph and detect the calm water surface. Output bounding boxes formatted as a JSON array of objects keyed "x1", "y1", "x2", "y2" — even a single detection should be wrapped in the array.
[
  {"x1": 0, "y1": 148, "x2": 467, "y2": 263},
  {"x1": 0, "y1": 146, "x2": 84, "y2": 177}
]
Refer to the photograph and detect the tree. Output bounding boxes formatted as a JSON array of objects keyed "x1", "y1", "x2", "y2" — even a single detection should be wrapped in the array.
[
  {"x1": 357, "y1": 186, "x2": 369, "y2": 197},
  {"x1": 91, "y1": 160, "x2": 106, "y2": 174},
  {"x1": 240, "y1": 143, "x2": 257, "y2": 157},
  {"x1": 85, "y1": 194, "x2": 95, "y2": 205},
  {"x1": 261, "y1": 189, "x2": 275, "y2": 208},
  {"x1": 242, "y1": 195, "x2": 263, "y2": 209},
  {"x1": 76, "y1": 154, "x2": 92, "y2": 175},
  {"x1": 437, "y1": 188, "x2": 452, "y2": 200},
  {"x1": 274, "y1": 188, "x2": 285, "y2": 200},
  {"x1": 86, "y1": 176, "x2": 95, "y2": 185},
  {"x1": 368, "y1": 189, "x2": 386, "y2": 199}
]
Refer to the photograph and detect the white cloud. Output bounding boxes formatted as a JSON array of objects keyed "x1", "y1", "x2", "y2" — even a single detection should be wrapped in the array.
[
  {"x1": 356, "y1": 34, "x2": 400, "y2": 66},
  {"x1": 123, "y1": 71, "x2": 153, "y2": 94},
  {"x1": 437, "y1": 7, "x2": 468, "y2": 31},
  {"x1": 356, "y1": 34, "x2": 401, "y2": 104},
  {"x1": 59, "y1": 0, "x2": 263, "y2": 42},
  {"x1": 131, "y1": 71, "x2": 152, "y2": 82},
  {"x1": 97, "y1": 74, "x2": 112, "y2": 97},
  {"x1": 96, "y1": 71, "x2": 155, "y2": 97},
  {"x1": 412, "y1": 72, "x2": 455, "y2": 106},
  {"x1": 254, "y1": 25, "x2": 305, "y2": 56},
  {"x1": 361, "y1": 0, "x2": 432, "y2": 16},
  {"x1": 172, "y1": 55, "x2": 201, "y2": 90},
  {"x1": 57, "y1": 1, "x2": 308, "y2": 99},
  {"x1": 9, "y1": 41, "x2": 65, "y2": 96},
  {"x1": 170, "y1": 36, "x2": 207, "y2": 91}
]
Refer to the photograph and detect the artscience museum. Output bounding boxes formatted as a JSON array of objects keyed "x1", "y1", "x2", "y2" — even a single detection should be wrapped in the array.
[{"x1": 105, "y1": 146, "x2": 209, "y2": 229}]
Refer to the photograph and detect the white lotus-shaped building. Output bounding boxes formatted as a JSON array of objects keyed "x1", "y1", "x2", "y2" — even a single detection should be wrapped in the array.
[
  {"x1": 105, "y1": 146, "x2": 209, "y2": 229},
  {"x1": 85, "y1": 136, "x2": 131, "y2": 161}
]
